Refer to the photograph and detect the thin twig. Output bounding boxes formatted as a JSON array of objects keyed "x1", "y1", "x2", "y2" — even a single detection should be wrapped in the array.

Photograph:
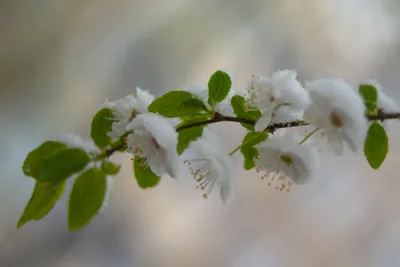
[
  {"x1": 105, "y1": 112, "x2": 400, "y2": 157},
  {"x1": 175, "y1": 119, "x2": 224, "y2": 131},
  {"x1": 367, "y1": 112, "x2": 400, "y2": 121}
]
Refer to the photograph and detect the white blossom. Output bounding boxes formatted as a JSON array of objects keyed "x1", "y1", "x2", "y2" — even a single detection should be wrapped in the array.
[
  {"x1": 255, "y1": 132, "x2": 318, "y2": 191},
  {"x1": 106, "y1": 87, "x2": 154, "y2": 140},
  {"x1": 245, "y1": 70, "x2": 310, "y2": 131},
  {"x1": 126, "y1": 113, "x2": 179, "y2": 179},
  {"x1": 304, "y1": 78, "x2": 368, "y2": 155},
  {"x1": 183, "y1": 128, "x2": 236, "y2": 204},
  {"x1": 59, "y1": 133, "x2": 100, "y2": 154}
]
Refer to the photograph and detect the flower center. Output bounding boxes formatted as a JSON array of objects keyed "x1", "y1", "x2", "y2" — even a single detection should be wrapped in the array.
[
  {"x1": 330, "y1": 112, "x2": 343, "y2": 128},
  {"x1": 279, "y1": 154, "x2": 293, "y2": 166},
  {"x1": 129, "y1": 109, "x2": 137, "y2": 121},
  {"x1": 126, "y1": 134, "x2": 160, "y2": 158}
]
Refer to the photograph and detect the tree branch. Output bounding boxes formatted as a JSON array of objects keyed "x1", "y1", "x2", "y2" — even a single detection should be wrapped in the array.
[
  {"x1": 175, "y1": 113, "x2": 256, "y2": 131},
  {"x1": 105, "y1": 112, "x2": 400, "y2": 157},
  {"x1": 368, "y1": 112, "x2": 400, "y2": 121},
  {"x1": 175, "y1": 119, "x2": 225, "y2": 131}
]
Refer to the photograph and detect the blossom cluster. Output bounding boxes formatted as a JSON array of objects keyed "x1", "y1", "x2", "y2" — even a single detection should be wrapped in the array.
[
  {"x1": 100, "y1": 70, "x2": 399, "y2": 201},
  {"x1": 19, "y1": 69, "x2": 400, "y2": 231}
]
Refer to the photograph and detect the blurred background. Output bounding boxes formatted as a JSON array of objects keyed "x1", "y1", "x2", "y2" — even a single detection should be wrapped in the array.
[{"x1": 2, "y1": 0, "x2": 400, "y2": 266}]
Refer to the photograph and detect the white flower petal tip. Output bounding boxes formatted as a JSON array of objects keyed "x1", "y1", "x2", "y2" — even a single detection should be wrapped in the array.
[
  {"x1": 126, "y1": 113, "x2": 179, "y2": 179},
  {"x1": 255, "y1": 133, "x2": 319, "y2": 192},
  {"x1": 183, "y1": 129, "x2": 236, "y2": 204},
  {"x1": 164, "y1": 146, "x2": 180, "y2": 179},
  {"x1": 101, "y1": 99, "x2": 116, "y2": 109},
  {"x1": 220, "y1": 181, "x2": 234, "y2": 204},
  {"x1": 135, "y1": 87, "x2": 155, "y2": 112},
  {"x1": 304, "y1": 78, "x2": 368, "y2": 154}
]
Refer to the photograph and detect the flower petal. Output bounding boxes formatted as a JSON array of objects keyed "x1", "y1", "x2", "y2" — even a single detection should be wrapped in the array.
[
  {"x1": 255, "y1": 113, "x2": 272, "y2": 132},
  {"x1": 164, "y1": 145, "x2": 180, "y2": 179},
  {"x1": 220, "y1": 181, "x2": 233, "y2": 204},
  {"x1": 327, "y1": 131, "x2": 344, "y2": 156}
]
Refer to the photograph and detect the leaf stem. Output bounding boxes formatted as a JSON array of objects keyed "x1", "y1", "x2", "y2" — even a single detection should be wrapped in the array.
[
  {"x1": 229, "y1": 145, "x2": 242, "y2": 156},
  {"x1": 299, "y1": 128, "x2": 319, "y2": 145},
  {"x1": 100, "y1": 140, "x2": 127, "y2": 160}
]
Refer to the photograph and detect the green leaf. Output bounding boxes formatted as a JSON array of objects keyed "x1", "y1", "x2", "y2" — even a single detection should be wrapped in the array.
[
  {"x1": 364, "y1": 122, "x2": 388, "y2": 169},
  {"x1": 177, "y1": 127, "x2": 204, "y2": 155},
  {"x1": 177, "y1": 114, "x2": 210, "y2": 128},
  {"x1": 133, "y1": 156, "x2": 161, "y2": 188},
  {"x1": 208, "y1": 70, "x2": 232, "y2": 107},
  {"x1": 23, "y1": 141, "x2": 67, "y2": 177},
  {"x1": 148, "y1": 91, "x2": 208, "y2": 118},
  {"x1": 68, "y1": 168, "x2": 107, "y2": 231},
  {"x1": 176, "y1": 115, "x2": 209, "y2": 155},
  {"x1": 91, "y1": 108, "x2": 114, "y2": 148},
  {"x1": 242, "y1": 146, "x2": 259, "y2": 170},
  {"x1": 359, "y1": 84, "x2": 378, "y2": 113},
  {"x1": 240, "y1": 132, "x2": 268, "y2": 170},
  {"x1": 35, "y1": 148, "x2": 90, "y2": 184},
  {"x1": 231, "y1": 95, "x2": 261, "y2": 131},
  {"x1": 181, "y1": 98, "x2": 209, "y2": 113},
  {"x1": 17, "y1": 182, "x2": 66, "y2": 228},
  {"x1": 101, "y1": 160, "x2": 121, "y2": 175}
]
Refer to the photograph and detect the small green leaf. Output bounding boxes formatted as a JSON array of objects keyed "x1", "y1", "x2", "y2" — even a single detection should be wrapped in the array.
[
  {"x1": 177, "y1": 114, "x2": 210, "y2": 128},
  {"x1": 17, "y1": 182, "x2": 66, "y2": 228},
  {"x1": 177, "y1": 127, "x2": 204, "y2": 155},
  {"x1": 181, "y1": 98, "x2": 209, "y2": 113},
  {"x1": 133, "y1": 156, "x2": 161, "y2": 188},
  {"x1": 23, "y1": 141, "x2": 67, "y2": 177},
  {"x1": 231, "y1": 95, "x2": 261, "y2": 131},
  {"x1": 242, "y1": 131, "x2": 268, "y2": 148},
  {"x1": 91, "y1": 108, "x2": 114, "y2": 148},
  {"x1": 364, "y1": 122, "x2": 388, "y2": 169},
  {"x1": 208, "y1": 70, "x2": 232, "y2": 107},
  {"x1": 148, "y1": 91, "x2": 207, "y2": 118},
  {"x1": 242, "y1": 146, "x2": 259, "y2": 170},
  {"x1": 176, "y1": 115, "x2": 209, "y2": 155},
  {"x1": 359, "y1": 84, "x2": 378, "y2": 113},
  {"x1": 101, "y1": 160, "x2": 121, "y2": 175},
  {"x1": 68, "y1": 168, "x2": 107, "y2": 231},
  {"x1": 240, "y1": 132, "x2": 268, "y2": 170},
  {"x1": 35, "y1": 148, "x2": 90, "y2": 184}
]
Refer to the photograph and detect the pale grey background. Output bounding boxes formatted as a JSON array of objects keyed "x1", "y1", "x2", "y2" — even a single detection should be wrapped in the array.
[{"x1": 2, "y1": 0, "x2": 400, "y2": 266}]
